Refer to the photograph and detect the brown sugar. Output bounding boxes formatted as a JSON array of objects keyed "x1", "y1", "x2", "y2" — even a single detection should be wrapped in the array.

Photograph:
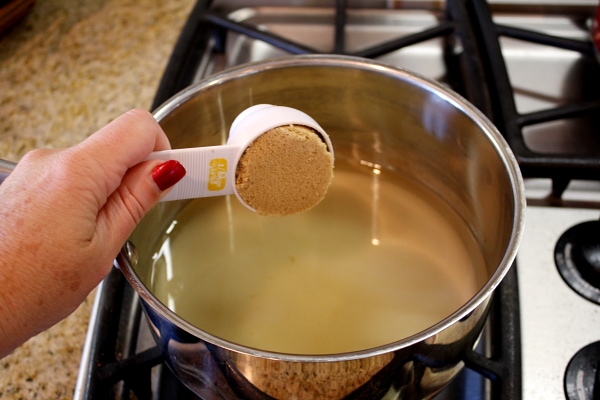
[{"x1": 235, "y1": 124, "x2": 334, "y2": 216}]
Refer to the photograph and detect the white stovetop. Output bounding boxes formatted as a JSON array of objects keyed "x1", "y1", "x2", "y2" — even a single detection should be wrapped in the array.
[{"x1": 518, "y1": 179, "x2": 600, "y2": 399}]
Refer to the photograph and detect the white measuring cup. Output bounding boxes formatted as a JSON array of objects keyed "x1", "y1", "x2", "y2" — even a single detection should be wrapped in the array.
[{"x1": 146, "y1": 104, "x2": 333, "y2": 212}]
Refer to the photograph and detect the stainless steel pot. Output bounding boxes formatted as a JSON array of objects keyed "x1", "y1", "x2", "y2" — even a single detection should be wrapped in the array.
[{"x1": 117, "y1": 55, "x2": 525, "y2": 399}]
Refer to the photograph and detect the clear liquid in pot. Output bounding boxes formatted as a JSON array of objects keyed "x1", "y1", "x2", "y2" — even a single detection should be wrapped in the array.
[{"x1": 148, "y1": 158, "x2": 487, "y2": 354}]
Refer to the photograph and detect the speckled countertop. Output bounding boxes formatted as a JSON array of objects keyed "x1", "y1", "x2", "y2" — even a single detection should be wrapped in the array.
[{"x1": 0, "y1": 1, "x2": 195, "y2": 398}]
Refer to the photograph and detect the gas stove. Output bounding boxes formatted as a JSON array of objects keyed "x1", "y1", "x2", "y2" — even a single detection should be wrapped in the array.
[{"x1": 75, "y1": 1, "x2": 600, "y2": 399}]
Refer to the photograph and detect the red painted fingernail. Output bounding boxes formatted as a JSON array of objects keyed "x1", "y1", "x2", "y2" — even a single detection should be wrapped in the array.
[{"x1": 152, "y1": 160, "x2": 186, "y2": 191}]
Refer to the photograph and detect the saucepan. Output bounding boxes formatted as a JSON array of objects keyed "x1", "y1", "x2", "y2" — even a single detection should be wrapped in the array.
[{"x1": 113, "y1": 55, "x2": 524, "y2": 399}]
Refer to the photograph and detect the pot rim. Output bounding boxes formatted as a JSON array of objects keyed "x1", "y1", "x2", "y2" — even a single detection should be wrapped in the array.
[{"x1": 119, "y1": 54, "x2": 526, "y2": 362}]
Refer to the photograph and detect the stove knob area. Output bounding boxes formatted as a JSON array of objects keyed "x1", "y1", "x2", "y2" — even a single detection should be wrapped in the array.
[
  {"x1": 554, "y1": 220, "x2": 600, "y2": 304},
  {"x1": 564, "y1": 341, "x2": 600, "y2": 400}
]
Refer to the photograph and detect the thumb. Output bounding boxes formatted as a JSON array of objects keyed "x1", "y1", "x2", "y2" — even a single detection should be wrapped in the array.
[{"x1": 97, "y1": 159, "x2": 186, "y2": 253}]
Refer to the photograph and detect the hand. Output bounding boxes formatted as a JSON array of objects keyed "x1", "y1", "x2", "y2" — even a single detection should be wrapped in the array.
[{"x1": 0, "y1": 109, "x2": 185, "y2": 358}]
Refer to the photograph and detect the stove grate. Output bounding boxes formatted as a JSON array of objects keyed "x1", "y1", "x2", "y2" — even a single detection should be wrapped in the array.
[{"x1": 468, "y1": 0, "x2": 600, "y2": 198}]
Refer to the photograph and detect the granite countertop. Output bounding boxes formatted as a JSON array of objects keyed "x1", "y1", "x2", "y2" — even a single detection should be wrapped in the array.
[{"x1": 0, "y1": 0, "x2": 195, "y2": 398}]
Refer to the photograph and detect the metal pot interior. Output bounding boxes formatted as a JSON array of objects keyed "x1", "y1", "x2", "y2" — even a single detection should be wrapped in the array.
[{"x1": 123, "y1": 55, "x2": 524, "y2": 358}]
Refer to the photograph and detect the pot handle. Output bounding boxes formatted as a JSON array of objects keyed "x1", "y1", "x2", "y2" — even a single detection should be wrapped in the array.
[{"x1": 0, "y1": 159, "x2": 16, "y2": 185}]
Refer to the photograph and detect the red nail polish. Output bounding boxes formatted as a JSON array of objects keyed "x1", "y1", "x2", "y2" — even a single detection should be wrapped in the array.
[{"x1": 152, "y1": 160, "x2": 186, "y2": 191}]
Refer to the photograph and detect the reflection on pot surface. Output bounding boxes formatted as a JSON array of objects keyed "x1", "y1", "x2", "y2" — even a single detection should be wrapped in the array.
[{"x1": 148, "y1": 158, "x2": 487, "y2": 355}]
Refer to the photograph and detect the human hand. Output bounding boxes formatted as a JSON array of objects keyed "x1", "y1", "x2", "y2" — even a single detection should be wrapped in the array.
[{"x1": 0, "y1": 109, "x2": 185, "y2": 358}]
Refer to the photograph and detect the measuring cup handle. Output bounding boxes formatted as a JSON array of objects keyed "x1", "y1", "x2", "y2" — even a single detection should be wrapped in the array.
[
  {"x1": 0, "y1": 147, "x2": 240, "y2": 203},
  {"x1": 146, "y1": 146, "x2": 241, "y2": 202}
]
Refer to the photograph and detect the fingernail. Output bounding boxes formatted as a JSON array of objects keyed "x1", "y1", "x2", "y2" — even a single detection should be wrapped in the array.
[{"x1": 152, "y1": 160, "x2": 186, "y2": 191}]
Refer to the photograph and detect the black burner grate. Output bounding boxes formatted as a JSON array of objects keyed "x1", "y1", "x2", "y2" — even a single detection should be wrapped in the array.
[{"x1": 467, "y1": 0, "x2": 600, "y2": 198}]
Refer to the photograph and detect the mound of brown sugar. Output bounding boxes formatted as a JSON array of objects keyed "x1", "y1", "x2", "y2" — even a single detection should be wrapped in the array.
[{"x1": 235, "y1": 124, "x2": 334, "y2": 216}]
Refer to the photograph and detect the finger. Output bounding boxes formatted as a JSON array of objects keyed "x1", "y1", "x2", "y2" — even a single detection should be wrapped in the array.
[
  {"x1": 95, "y1": 159, "x2": 186, "y2": 256},
  {"x1": 71, "y1": 108, "x2": 172, "y2": 208},
  {"x1": 75, "y1": 109, "x2": 171, "y2": 193},
  {"x1": 82, "y1": 108, "x2": 171, "y2": 155}
]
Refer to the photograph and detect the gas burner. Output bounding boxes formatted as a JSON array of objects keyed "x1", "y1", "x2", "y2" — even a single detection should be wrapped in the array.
[
  {"x1": 564, "y1": 341, "x2": 600, "y2": 400},
  {"x1": 555, "y1": 220, "x2": 600, "y2": 304}
]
